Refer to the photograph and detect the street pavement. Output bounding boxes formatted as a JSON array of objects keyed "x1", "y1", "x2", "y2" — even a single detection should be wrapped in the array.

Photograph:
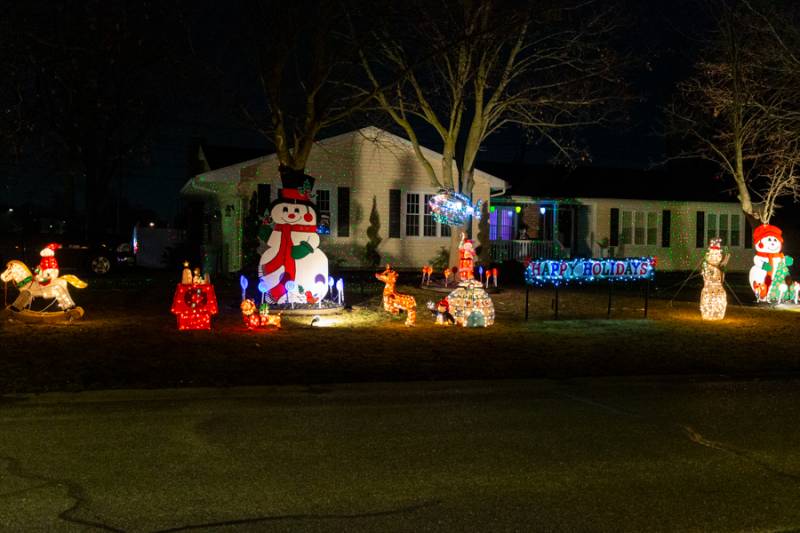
[{"x1": 2, "y1": 378, "x2": 800, "y2": 532}]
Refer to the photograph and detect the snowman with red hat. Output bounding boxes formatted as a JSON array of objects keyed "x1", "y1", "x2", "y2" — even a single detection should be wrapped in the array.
[
  {"x1": 34, "y1": 243, "x2": 61, "y2": 286},
  {"x1": 749, "y1": 224, "x2": 792, "y2": 302},
  {"x1": 258, "y1": 167, "x2": 329, "y2": 304}
]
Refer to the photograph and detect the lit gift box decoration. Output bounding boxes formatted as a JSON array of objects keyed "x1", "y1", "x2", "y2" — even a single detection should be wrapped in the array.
[{"x1": 171, "y1": 263, "x2": 218, "y2": 330}]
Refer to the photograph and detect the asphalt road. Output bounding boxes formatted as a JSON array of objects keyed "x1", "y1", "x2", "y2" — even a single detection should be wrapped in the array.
[{"x1": 2, "y1": 378, "x2": 800, "y2": 532}]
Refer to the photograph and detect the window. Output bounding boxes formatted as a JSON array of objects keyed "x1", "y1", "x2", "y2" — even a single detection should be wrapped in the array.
[
  {"x1": 489, "y1": 208, "x2": 515, "y2": 240},
  {"x1": 704, "y1": 210, "x2": 742, "y2": 247},
  {"x1": 389, "y1": 189, "x2": 401, "y2": 238},
  {"x1": 316, "y1": 189, "x2": 330, "y2": 235},
  {"x1": 620, "y1": 209, "x2": 658, "y2": 246},
  {"x1": 730, "y1": 214, "x2": 741, "y2": 246},
  {"x1": 337, "y1": 187, "x2": 350, "y2": 237},
  {"x1": 621, "y1": 211, "x2": 632, "y2": 245},
  {"x1": 646, "y1": 212, "x2": 658, "y2": 245},
  {"x1": 405, "y1": 193, "x2": 419, "y2": 236},
  {"x1": 423, "y1": 194, "x2": 437, "y2": 236},
  {"x1": 405, "y1": 191, "x2": 448, "y2": 237}
]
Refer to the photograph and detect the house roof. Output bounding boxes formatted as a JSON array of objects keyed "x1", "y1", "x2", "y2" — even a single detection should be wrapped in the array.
[
  {"x1": 478, "y1": 161, "x2": 739, "y2": 203},
  {"x1": 181, "y1": 126, "x2": 509, "y2": 195},
  {"x1": 200, "y1": 145, "x2": 268, "y2": 172}
]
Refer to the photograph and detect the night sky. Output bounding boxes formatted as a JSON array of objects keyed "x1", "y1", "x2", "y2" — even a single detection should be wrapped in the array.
[{"x1": 1, "y1": 1, "x2": 792, "y2": 233}]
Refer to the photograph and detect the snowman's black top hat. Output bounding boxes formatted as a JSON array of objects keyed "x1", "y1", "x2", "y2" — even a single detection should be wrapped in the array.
[{"x1": 269, "y1": 165, "x2": 318, "y2": 211}]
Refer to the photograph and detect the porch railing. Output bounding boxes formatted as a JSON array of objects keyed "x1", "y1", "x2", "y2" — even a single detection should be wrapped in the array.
[{"x1": 489, "y1": 240, "x2": 565, "y2": 262}]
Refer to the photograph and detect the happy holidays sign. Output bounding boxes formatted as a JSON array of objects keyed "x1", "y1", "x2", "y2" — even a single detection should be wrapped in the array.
[{"x1": 525, "y1": 257, "x2": 656, "y2": 285}]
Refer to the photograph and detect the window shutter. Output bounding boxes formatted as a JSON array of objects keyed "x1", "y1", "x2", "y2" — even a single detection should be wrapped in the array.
[
  {"x1": 661, "y1": 210, "x2": 671, "y2": 248},
  {"x1": 257, "y1": 184, "x2": 271, "y2": 216},
  {"x1": 744, "y1": 220, "x2": 753, "y2": 248},
  {"x1": 389, "y1": 189, "x2": 401, "y2": 238},
  {"x1": 337, "y1": 187, "x2": 350, "y2": 237},
  {"x1": 609, "y1": 208, "x2": 619, "y2": 247},
  {"x1": 696, "y1": 211, "x2": 705, "y2": 248}
]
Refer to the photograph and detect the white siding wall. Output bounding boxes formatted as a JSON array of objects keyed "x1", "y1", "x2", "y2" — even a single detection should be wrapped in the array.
[
  {"x1": 238, "y1": 132, "x2": 472, "y2": 269},
  {"x1": 584, "y1": 198, "x2": 752, "y2": 272}
]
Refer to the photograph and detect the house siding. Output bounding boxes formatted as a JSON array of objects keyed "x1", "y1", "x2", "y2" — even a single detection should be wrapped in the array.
[
  {"x1": 583, "y1": 198, "x2": 751, "y2": 272},
  {"x1": 236, "y1": 130, "x2": 483, "y2": 270}
]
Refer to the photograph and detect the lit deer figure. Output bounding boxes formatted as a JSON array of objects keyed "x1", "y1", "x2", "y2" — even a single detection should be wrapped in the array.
[{"x1": 375, "y1": 265, "x2": 416, "y2": 326}]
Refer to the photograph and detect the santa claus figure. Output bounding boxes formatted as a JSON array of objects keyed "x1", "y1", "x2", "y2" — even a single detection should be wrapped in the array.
[
  {"x1": 749, "y1": 224, "x2": 792, "y2": 301},
  {"x1": 458, "y1": 232, "x2": 476, "y2": 281},
  {"x1": 34, "y1": 243, "x2": 61, "y2": 286},
  {"x1": 258, "y1": 167, "x2": 329, "y2": 304}
]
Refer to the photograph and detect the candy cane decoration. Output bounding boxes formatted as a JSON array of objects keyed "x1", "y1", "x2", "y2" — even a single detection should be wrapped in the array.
[
  {"x1": 492, "y1": 267, "x2": 498, "y2": 288},
  {"x1": 421, "y1": 265, "x2": 433, "y2": 285}
]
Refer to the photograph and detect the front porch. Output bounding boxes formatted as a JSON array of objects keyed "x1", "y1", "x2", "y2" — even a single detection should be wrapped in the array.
[
  {"x1": 488, "y1": 197, "x2": 582, "y2": 261},
  {"x1": 490, "y1": 240, "x2": 565, "y2": 261}
]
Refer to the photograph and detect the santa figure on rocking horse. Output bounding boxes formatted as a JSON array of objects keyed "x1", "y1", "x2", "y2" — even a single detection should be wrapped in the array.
[{"x1": 1, "y1": 243, "x2": 87, "y2": 321}]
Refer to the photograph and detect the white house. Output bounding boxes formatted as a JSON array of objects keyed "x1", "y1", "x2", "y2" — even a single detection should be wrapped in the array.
[
  {"x1": 180, "y1": 127, "x2": 508, "y2": 273},
  {"x1": 489, "y1": 196, "x2": 751, "y2": 272},
  {"x1": 483, "y1": 163, "x2": 754, "y2": 272}
]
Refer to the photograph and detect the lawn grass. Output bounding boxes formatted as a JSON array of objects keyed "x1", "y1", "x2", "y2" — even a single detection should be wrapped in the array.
[{"x1": 1, "y1": 271, "x2": 799, "y2": 393}]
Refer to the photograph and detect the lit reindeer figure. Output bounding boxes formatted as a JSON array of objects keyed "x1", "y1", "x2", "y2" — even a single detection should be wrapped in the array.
[{"x1": 375, "y1": 265, "x2": 416, "y2": 326}]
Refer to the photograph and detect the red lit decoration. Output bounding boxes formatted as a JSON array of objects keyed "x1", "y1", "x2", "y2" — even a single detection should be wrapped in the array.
[
  {"x1": 171, "y1": 274, "x2": 218, "y2": 330},
  {"x1": 458, "y1": 233, "x2": 476, "y2": 281}
]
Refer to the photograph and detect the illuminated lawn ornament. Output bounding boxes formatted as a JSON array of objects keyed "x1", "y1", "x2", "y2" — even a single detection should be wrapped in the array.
[
  {"x1": 700, "y1": 239, "x2": 729, "y2": 321},
  {"x1": 240, "y1": 275, "x2": 248, "y2": 301},
  {"x1": 1, "y1": 259, "x2": 87, "y2": 320},
  {"x1": 240, "y1": 299, "x2": 282, "y2": 329},
  {"x1": 428, "y1": 190, "x2": 482, "y2": 226},
  {"x1": 443, "y1": 268, "x2": 453, "y2": 287},
  {"x1": 336, "y1": 278, "x2": 344, "y2": 306},
  {"x1": 240, "y1": 276, "x2": 282, "y2": 329},
  {"x1": 525, "y1": 257, "x2": 656, "y2": 286},
  {"x1": 484, "y1": 267, "x2": 499, "y2": 288},
  {"x1": 258, "y1": 168, "x2": 329, "y2": 304},
  {"x1": 421, "y1": 265, "x2": 433, "y2": 285},
  {"x1": 767, "y1": 257, "x2": 799, "y2": 304},
  {"x1": 427, "y1": 298, "x2": 455, "y2": 325},
  {"x1": 446, "y1": 279, "x2": 495, "y2": 327},
  {"x1": 749, "y1": 224, "x2": 795, "y2": 303},
  {"x1": 376, "y1": 265, "x2": 416, "y2": 326},
  {"x1": 171, "y1": 265, "x2": 217, "y2": 330},
  {"x1": 458, "y1": 233, "x2": 476, "y2": 281}
]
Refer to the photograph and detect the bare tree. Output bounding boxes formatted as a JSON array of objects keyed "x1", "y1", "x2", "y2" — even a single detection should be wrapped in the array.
[
  {"x1": 356, "y1": 0, "x2": 625, "y2": 263},
  {"x1": 239, "y1": 0, "x2": 371, "y2": 177},
  {"x1": 667, "y1": 0, "x2": 800, "y2": 225}
]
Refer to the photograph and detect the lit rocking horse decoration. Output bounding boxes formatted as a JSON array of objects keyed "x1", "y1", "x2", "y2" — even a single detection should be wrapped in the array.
[
  {"x1": 375, "y1": 265, "x2": 416, "y2": 326},
  {"x1": 1, "y1": 258, "x2": 87, "y2": 321}
]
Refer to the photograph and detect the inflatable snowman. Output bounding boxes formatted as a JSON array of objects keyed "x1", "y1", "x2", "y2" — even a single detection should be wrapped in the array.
[
  {"x1": 258, "y1": 168, "x2": 329, "y2": 304},
  {"x1": 749, "y1": 224, "x2": 790, "y2": 302}
]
